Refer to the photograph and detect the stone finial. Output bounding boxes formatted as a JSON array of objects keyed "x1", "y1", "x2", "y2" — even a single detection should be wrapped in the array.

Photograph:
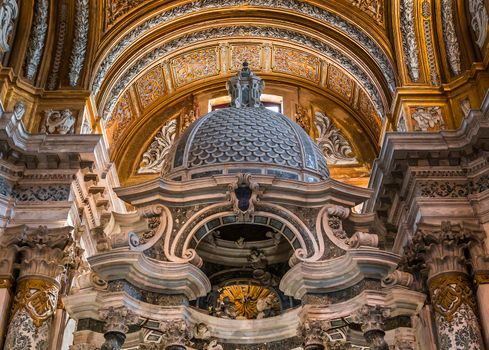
[{"x1": 226, "y1": 61, "x2": 264, "y2": 108}]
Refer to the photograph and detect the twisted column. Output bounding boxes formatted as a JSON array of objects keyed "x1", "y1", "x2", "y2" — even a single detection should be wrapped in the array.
[
  {"x1": 3, "y1": 225, "x2": 73, "y2": 350},
  {"x1": 406, "y1": 221, "x2": 485, "y2": 349}
]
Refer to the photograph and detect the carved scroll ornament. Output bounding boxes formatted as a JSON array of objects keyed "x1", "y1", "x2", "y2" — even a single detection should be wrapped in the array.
[
  {"x1": 138, "y1": 119, "x2": 177, "y2": 174},
  {"x1": 315, "y1": 112, "x2": 357, "y2": 165}
]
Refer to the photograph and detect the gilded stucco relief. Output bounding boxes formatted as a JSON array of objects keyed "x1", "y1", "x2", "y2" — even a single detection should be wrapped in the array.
[
  {"x1": 135, "y1": 64, "x2": 166, "y2": 109},
  {"x1": 171, "y1": 48, "x2": 220, "y2": 87},
  {"x1": 327, "y1": 65, "x2": 354, "y2": 102},
  {"x1": 272, "y1": 46, "x2": 320, "y2": 82},
  {"x1": 230, "y1": 44, "x2": 262, "y2": 71}
]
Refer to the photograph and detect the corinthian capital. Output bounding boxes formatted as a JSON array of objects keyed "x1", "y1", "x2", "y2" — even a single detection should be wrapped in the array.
[
  {"x1": 99, "y1": 306, "x2": 138, "y2": 334},
  {"x1": 298, "y1": 319, "x2": 331, "y2": 349},
  {"x1": 352, "y1": 305, "x2": 390, "y2": 350},
  {"x1": 159, "y1": 319, "x2": 191, "y2": 347}
]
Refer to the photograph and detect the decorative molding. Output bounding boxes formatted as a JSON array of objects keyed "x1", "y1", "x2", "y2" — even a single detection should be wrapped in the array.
[
  {"x1": 441, "y1": 0, "x2": 462, "y2": 75},
  {"x1": 102, "y1": 26, "x2": 385, "y2": 122},
  {"x1": 137, "y1": 119, "x2": 176, "y2": 174},
  {"x1": 41, "y1": 109, "x2": 76, "y2": 134},
  {"x1": 24, "y1": 0, "x2": 49, "y2": 81},
  {"x1": 315, "y1": 112, "x2": 357, "y2": 165},
  {"x1": 92, "y1": 0, "x2": 395, "y2": 95},
  {"x1": 69, "y1": 0, "x2": 89, "y2": 87},
  {"x1": 0, "y1": 0, "x2": 18, "y2": 53},
  {"x1": 13, "y1": 184, "x2": 71, "y2": 201},
  {"x1": 469, "y1": 0, "x2": 488, "y2": 49},
  {"x1": 104, "y1": 0, "x2": 145, "y2": 28},
  {"x1": 348, "y1": 0, "x2": 383, "y2": 24},
  {"x1": 400, "y1": 0, "x2": 420, "y2": 82},
  {"x1": 47, "y1": 2, "x2": 68, "y2": 90}
]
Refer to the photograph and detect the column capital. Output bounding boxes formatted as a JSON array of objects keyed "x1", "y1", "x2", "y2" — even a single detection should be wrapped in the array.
[
  {"x1": 99, "y1": 306, "x2": 138, "y2": 334},
  {"x1": 298, "y1": 318, "x2": 330, "y2": 349},
  {"x1": 352, "y1": 305, "x2": 390, "y2": 350},
  {"x1": 159, "y1": 319, "x2": 191, "y2": 348}
]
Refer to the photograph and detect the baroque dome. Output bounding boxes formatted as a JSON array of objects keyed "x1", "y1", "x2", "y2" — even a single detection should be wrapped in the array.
[{"x1": 162, "y1": 63, "x2": 329, "y2": 182}]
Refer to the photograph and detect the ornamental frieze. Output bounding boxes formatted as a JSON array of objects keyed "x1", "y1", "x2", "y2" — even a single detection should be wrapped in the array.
[
  {"x1": 13, "y1": 184, "x2": 71, "y2": 201},
  {"x1": 272, "y1": 46, "x2": 320, "y2": 82},
  {"x1": 24, "y1": 0, "x2": 48, "y2": 81},
  {"x1": 400, "y1": 0, "x2": 420, "y2": 82},
  {"x1": 171, "y1": 47, "x2": 219, "y2": 87},
  {"x1": 230, "y1": 44, "x2": 262, "y2": 71},
  {"x1": 69, "y1": 0, "x2": 90, "y2": 87},
  {"x1": 135, "y1": 64, "x2": 166, "y2": 109},
  {"x1": 441, "y1": 0, "x2": 462, "y2": 75},
  {"x1": 347, "y1": 0, "x2": 384, "y2": 25}
]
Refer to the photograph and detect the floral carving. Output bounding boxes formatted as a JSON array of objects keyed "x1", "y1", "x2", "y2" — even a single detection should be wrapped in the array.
[
  {"x1": 171, "y1": 47, "x2": 219, "y2": 87},
  {"x1": 441, "y1": 0, "x2": 462, "y2": 75},
  {"x1": 230, "y1": 44, "x2": 261, "y2": 71},
  {"x1": 348, "y1": 0, "x2": 383, "y2": 24},
  {"x1": 328, "y1": 65, "x2": 353, "y2": 100},
  {"x1": 104, "y1": 0, "x2": 145, "y2": 28},
  {"x1": 469, "y1": 0, "x2": 488, "y2": 49},
  {"x1": 138, "y1": 119, "x2": 177, "y2": 174},
  {"x1": 159, "y1": 319, "x2": 191, "y2": 347},
  {"x1": 273, "y1": 46, "x2": 320, "y2": 82},
  {"x1": 410, "y1": 106, "x2": 444, "y2": 131},
  {"x1": 294, "y1": 104, "x2": 310, "y2": 132},
  {"x1": 106, "y1": 91, "x2": 134, "y2": 144},
  {"x1": 69, "y1": 0, "x2": 89, "y2": 86},
  {"x1": 0, "y1": 0, "x2": 18, "y2": 53},
  {"x1": 135, "y1": 65, "x2": 165, "y2": 108},
  {"x1": 13, "y1": 184, "x2": 71, "y2": 201},
  {"x1": 92, "y1": 0, "x2": 395, "y2": 97},
  {"x1": 421, "y1": 0, "x2": 440, "y2": 85},
  {"x1": 315, "y1": 112, "x2": 357, "y2": 164},
  {"x1": 24, "y1": 0, "x2": 48, "y2": 81},
  {"x1": 400, "y1": 0, "x2": 420, "y2": 82},
  {"x1": 41, "y1": 109, "x2": 76, "y2": 134}
]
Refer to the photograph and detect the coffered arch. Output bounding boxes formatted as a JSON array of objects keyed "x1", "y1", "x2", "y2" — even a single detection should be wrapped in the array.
[{"x1": 91, "y1": 4, "x2": 398, "y2": 122}]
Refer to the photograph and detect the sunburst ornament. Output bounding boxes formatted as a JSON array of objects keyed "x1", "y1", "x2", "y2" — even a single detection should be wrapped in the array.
[{"x1": 218, "y1": 284, "x2": 280, "y2": 319}]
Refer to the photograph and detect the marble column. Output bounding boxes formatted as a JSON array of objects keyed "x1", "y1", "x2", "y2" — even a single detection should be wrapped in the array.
[
  {"x1": 99, "y1": 306, "x2": 138, "y2": 350},
  {"x1": 409, "y1": 222, "x2": 485, "y2": 349},
  {"x1": 467, "y1": 229, "x2": 489, "y2": 348},
  {"x1": 353, "y1": 305, "x2": 390, "y2": 350},
  {"x1": 298, "y1": 319, "x2": 331, "y2": 350},
  {"x1": 3, "y1": 226, "x2": 73, "y2": 350},
  {"x1": 0, "y1": 248, "x2": 16, "y2": 350}
]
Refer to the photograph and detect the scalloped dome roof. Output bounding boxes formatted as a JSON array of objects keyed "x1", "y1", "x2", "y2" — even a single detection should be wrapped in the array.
[{"x1": 162, "y1": 62, "x2": 329, "y2": 182}]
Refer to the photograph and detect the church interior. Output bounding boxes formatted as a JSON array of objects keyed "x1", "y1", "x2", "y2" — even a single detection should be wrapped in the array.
[{"x1": 0, "y1": 0, "x2": 489, "y2": 349}]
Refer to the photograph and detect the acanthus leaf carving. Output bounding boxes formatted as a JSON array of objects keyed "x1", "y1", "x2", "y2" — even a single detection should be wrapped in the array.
[
  {"x1": 315, "y1": 112, "x2": 357, "y2": 165},
  {"x1": 469, "y1": 0, "x2": 488, "y2": 49},
  {"x1": 24, "y1": 0, "x2": 48, "y2": 81},
  {"x1": 400, "y1": 0, "x2": 420, "y2": 82},
  {"x1": 441, "y1": 0, "x2": 462, "y2": 75},
  {"x1": 0, "y1": 0, "x2": 18, "y2": 53},
  {"x1": 69, "y1": 0, "x2": 89, "y2": 87},
  {"x1": 138, "y1": 119, "x2": 177, "y2": 174}
]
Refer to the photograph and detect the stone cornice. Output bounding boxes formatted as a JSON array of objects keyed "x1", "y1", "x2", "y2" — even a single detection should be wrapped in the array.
[
  {"x1": 280, "y1": 249, "x2": 399, "y2": 299},
  {"x1": 0, "y1": 105, "x2": 100, "y2": 159},
  {"x1": 115, "y1": 175, "x2": 372, "y2": 208},
  {"x1": 367, "y1": 90, "x2": 489, "y2": 213},
  {"x1": 87, "y1": 249, "x2": 210, "y2": 299}
]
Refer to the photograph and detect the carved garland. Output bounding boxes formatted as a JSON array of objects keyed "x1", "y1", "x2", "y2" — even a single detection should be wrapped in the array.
[
  {"x1": 400, "y1": 0, "x2": 420, "y2": 82},
  {"x1": 92, "y1": 0, "x2": 395, "y2": 95},
  {"x1": 69, "y1": 0, "x2": 89, "y2": 86},
  {"x1": 103, "y1": 26, "x2": 385, "y2": 122},
  {"x1": 441, "y1": 0, "x2": 462, "y2": 75},
  {"x1": 24, "y1": 0, "x2": 49, "y2": 81}
]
